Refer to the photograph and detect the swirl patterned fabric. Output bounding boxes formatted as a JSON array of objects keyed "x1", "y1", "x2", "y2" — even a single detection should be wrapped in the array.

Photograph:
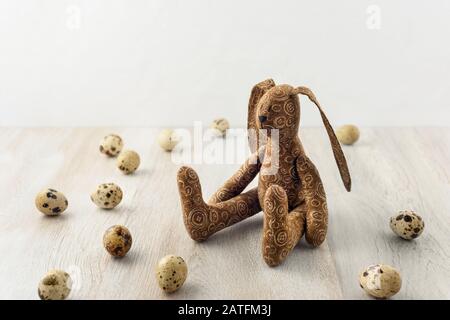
[
  {"x1": 177, "y1": 79, "x2": 351, "y2": 266},
  {"x1": 177, "y1": 166, "x2": 261, "y2": 241}
]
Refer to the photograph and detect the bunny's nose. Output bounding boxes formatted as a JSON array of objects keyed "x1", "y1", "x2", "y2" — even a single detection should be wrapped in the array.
[{"x1": 258, "y1": 115, "x2": 267, "y2": 123}]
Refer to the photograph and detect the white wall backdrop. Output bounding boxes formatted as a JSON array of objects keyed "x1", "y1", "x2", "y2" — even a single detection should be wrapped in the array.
[{"x1": 0, "y1": 0, "x2": 449, "y2": 127}]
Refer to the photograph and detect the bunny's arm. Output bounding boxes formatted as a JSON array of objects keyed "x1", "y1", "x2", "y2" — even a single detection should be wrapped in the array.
[{"x1": 208, "y1": 146, "x2": 265, "y2": 204}]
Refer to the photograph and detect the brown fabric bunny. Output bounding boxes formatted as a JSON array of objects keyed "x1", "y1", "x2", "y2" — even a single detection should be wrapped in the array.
[{"x1": 177, "y1": 79, "x2": 351, "y2": 267}]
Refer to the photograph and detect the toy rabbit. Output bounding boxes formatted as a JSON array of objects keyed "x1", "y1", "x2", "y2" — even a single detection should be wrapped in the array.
[{"x1": 177, "y1": 79, "x2": 351, "y2": 266}]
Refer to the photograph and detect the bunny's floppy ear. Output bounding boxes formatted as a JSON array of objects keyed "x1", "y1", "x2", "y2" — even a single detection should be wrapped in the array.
[
  {"x1": 293, "y1": 86, "x2": 351, "y2": 191},
  {"x1": 247, "y1": 79, "x2": 275, "y2": 152}
]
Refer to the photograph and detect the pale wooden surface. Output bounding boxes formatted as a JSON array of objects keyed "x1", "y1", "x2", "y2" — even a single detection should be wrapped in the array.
[{"x1": 0, "y1": 128, "x2": 449, "y2": 300}]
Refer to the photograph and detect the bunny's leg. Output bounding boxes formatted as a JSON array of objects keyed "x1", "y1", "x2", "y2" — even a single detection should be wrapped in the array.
[
  {"x1": 262, "y1": 185, "x2": 306, "y2": 267},
  {"x1": 296, "y1": 155, "x2": 328, "y2": 247},
  {"x1": 177, "y1": 166, "x2": 261, "y2": 241}
]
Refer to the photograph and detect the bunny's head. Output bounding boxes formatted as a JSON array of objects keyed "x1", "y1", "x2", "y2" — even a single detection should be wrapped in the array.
[
  {"x1": 247, "y1": 79, "x2": 351, "y2": 191},
  {"x1": 255, "y1": 84, "x2": 300, "y2": 139}
]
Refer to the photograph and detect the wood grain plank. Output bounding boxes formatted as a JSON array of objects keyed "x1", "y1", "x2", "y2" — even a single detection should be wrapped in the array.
[
  {"x1": 316, "y1": 128, "x2": 450, "y2": 299},
  {"x1": 0, "y1": 128, "x2": 448, "y2": 299}
]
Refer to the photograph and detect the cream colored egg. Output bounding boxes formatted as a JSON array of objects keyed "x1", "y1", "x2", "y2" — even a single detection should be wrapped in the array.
[
  {"x1": 38, "y1": 270, "x2": 72, "y2": 300},
  {"x1": 336, "y1": 124, "x2": 360, "y2": 145},
  {"x1": 210, "y1": 118, "x2": 229, "y2": 136},
  {"x1": 157, "y1": 129, "x2": 179, "y2": 151},
  {"x1": 359, "y1": 264, "x2": 401, "y2": 299},
  {"x1": 156, "y1": 255, "x2": 188, "y2": 293},
  {"x1": 90, "y1": 183, "x2": 123, "y2": 209},
  {"x1": 390, "y1": 210, "x2": 424, "y2": 240},
  {"x1": 99, "y1": 134, "x2": 123, "y2": 157},
  {"x1": 35, "y1": 188, "x2": 68, "y2": 216},
  {"x1": 117, "y1": 150, "x2": 140, "y2": 174},
  {"x1": 204, "y1": 128, "x2": 224, "y2": 141}
]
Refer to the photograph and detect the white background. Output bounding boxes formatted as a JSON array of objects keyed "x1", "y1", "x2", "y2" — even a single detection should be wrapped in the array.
[{"x1": 0, "y1": 0, "x2": 449, "y2": 127}]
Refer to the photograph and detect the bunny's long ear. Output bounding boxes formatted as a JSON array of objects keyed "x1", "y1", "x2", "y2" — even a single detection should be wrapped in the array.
[
  {"x1": 247, "y1": 79, "x2": 275, "y2": 152},
  {"x1": 293, "y1": 86, "x2": 351, "y2": 191}
]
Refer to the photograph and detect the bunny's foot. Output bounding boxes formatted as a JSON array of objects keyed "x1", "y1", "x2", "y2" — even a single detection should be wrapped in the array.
[
  {"x1": 177, "y1": 166, "x2": 210, "y2": 241},
  {"x1": 262, "y1": 185, "x2": 305, "y2": 267},
  {"x1": 177, "y1": 166, "x2": 261, "y2": 241}
]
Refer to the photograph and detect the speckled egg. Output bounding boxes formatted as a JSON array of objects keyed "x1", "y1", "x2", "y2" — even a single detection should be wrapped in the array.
[
  {"x1": 157, "y1": 129, "x2": 179, "y2": 151},
  {"x1": 38, "y1": 270, "x2": 72, "y2": 300},
  {"x1": 390, "y1": 210, "x2": 424, "y2": 240},
  {"x1": 204, "y1": 127, "x2": 224, "y2": 141},
  {"x1": 210, "y1": 118, "x2": 229, "y2": 136},
  {"x1": 90, "y1": 183, "x2": 123, "y2": 209},
  {"x1": 103, "y1": 225, "x2": 132, "y2": 257},
  {"x1": 99, "y1": 134, "x2": 123, "y2": 157},
  {"x1": 35, "y1": 188, "x2": 68, "y2": 216},
  {"x1": 359, "y1": 264, "x2": 401, "y2": 299},
  {"x1": 117, "y1": 150, "x2": 140, "y2": 174},
  {"x1": 336, "y1": 124, "x2": 360, "y2": 145},
  {"x1": 156, "y1": 255, "x2": 188, "y2": 293}
]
